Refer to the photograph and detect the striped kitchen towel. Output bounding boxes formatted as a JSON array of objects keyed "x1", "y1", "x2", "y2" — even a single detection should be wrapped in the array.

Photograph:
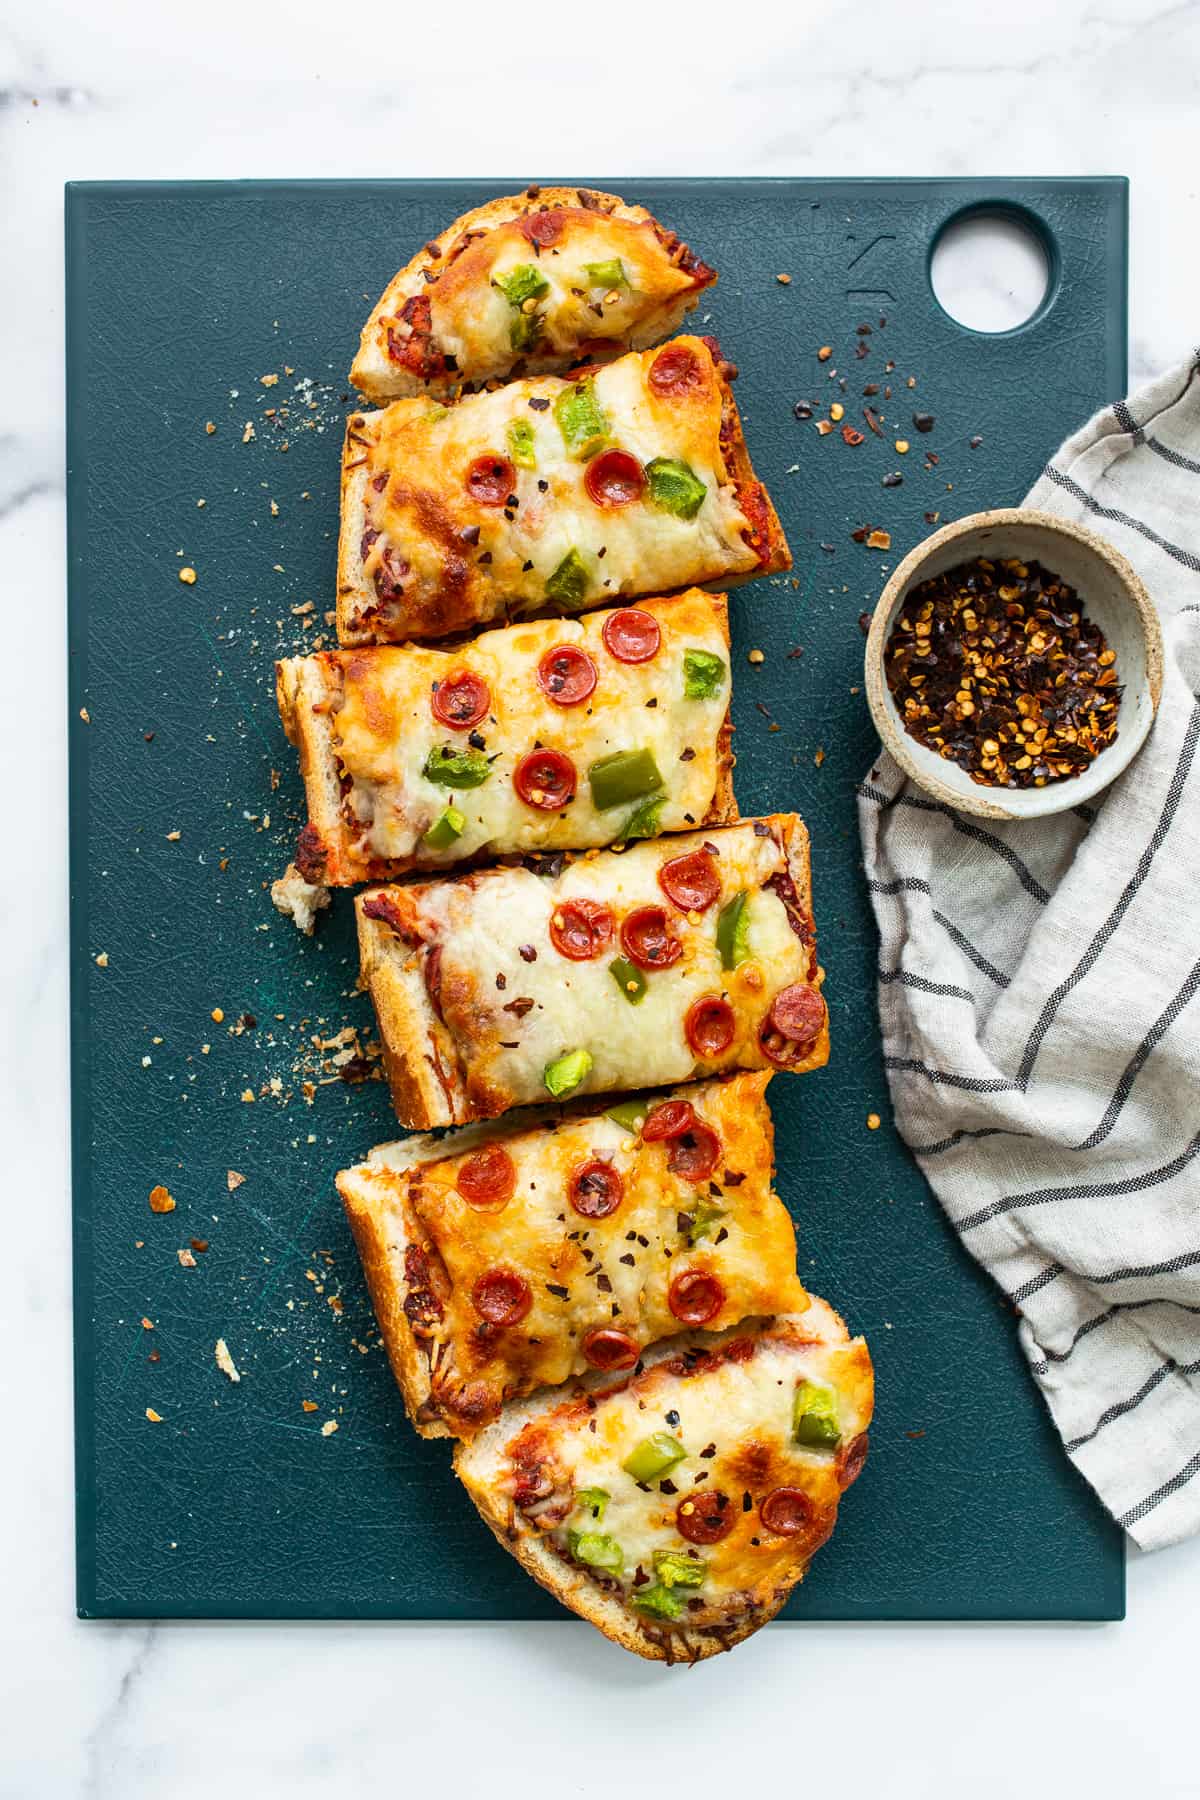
[{"x1": 859, "y1": 351, "x2": 1200, "y2": 1550}]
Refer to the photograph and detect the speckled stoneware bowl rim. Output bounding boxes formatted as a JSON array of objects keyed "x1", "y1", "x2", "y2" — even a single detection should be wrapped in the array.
[{"x1": 864, "y1": 508, "x2": 1164, "y2": 821}]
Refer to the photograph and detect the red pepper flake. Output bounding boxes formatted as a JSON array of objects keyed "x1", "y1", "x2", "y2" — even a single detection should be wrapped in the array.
[
  {"x1": 863, "y1": 406, "x2": 884, "y2": 438},
  {"x1": 817, "y1": 345, "x2": 832, "y2": 362},
  {"x1": 841, "y1": 424, "x2": 865, "y2": 446},
  {"x1": 866, "y1": 529, "x2": 892, "y2": 551}
]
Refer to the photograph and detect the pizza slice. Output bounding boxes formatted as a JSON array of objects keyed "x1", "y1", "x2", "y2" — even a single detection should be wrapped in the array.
[
  {"x1": 276, "y1": 590, "x2": 734, "y2": 886},
  {"x1": 455, "y1": 1305, "x2": 873, "y2": 1662},
  {"x1": 337, "y1": 1072, "x2": 805, "y2": 1439},
  {"x1": 338, "y1": 334, "x2": 789, "y2": 644},
  {"x1": 355, "y1": 814, "x2": 828, "y2": 1130},
  {"x1": 350, "y1": 186, "x2": 717, "y2": 404}
]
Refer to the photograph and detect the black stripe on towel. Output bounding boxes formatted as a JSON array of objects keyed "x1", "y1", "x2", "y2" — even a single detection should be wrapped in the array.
[
  {"x1": 959, "y1": 1130, "x2": 1200, "y2": 1232},
  {"x1": 1040, "y1": 463, "x2": 1200, "y2": 572},
  {"x1": 1119, "y1": 1446, "x2": 1200, "y2": 1529}
]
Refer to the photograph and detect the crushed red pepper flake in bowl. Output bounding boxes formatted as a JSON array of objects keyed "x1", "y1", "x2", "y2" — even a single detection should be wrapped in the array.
[{"x1": 884, "y1": 555, "x2": 1122, "y2": 790}]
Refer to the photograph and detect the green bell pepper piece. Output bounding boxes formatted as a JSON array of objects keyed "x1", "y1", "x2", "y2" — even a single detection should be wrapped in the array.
[
  {"x1": 583, "y1": 258, "x2": 626, "y2": 289},
  {"x1": 494, "y1": 264, "x2": 549, "y2": 307},
  {"x1": 793, "y1": 1380, "x2": 841, "y2": 1449},
  {"x1": 544, "y1": 1048, "x2": 593, "y2": 1099},
  {"x1": 609, "y1": 957, "x2": 647, "y2": 1005},
  {"x1": 567, "y1": 1530, "x2": 625, "y2": 1574},
  {"x1": 422, "y1": 745, "x2": 491, "y2": 789},
  {"x1": 588, "y1": 748, "x2": 664, "y2": 811},
  {"x1": 653, "y1": 1550, "x2": 707, "y2": 1589},
  {"x1": 509, "y1": 309, "x2": 543, "y2": 353},
  {"x1": 680, "y1": 1198, "x2": 726, "y2": 1247},
  {"x1": 631, "y1": 1582, "x2": 683, "y2": 1620},
  {"x1": 622, "y1": 1433, "x2": 685, "y2": 1484},
  {"x1": 507, "y1": 418, "x2": 537, "y2": 469},
  {"x1": 605, "y1": 1098, "x2": 648, "y2": 1135},
  {"x1": 646, "y1": 457, "x2": 707, "y2": 520},
  {"x1": 554, "y1": 377, "x2": 609, "y2": 460},
  {"x1": 716, "y1": 889, "x2": 751, "y2": 970},
  {"x1": 545, "y1": 547, "x2": 592, "y2": 609},
  {"x1": 617, "y1": 795, "x2": 665, "y2": 841},
  {"x1": 421, "y1": 806, "x2": 466, "y2": 851},
  {"x1": 574, "y1": 1487, "x2": 610, "y2": 1522},
  {"x1": 683, "y1": 648, "x2": 726, "y2": 700}
]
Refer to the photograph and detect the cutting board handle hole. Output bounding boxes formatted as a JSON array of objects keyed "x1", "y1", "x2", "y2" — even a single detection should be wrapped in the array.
[{"x1": 930, "y1": 204, "x2": 1056, "y2": 335}]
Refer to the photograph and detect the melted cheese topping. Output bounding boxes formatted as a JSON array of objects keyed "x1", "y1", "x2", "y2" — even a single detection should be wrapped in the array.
[
  {"x1": 350, "y1": 337, "x2": 758, "y2": 638},
  {"x1": 505, "y1": 1327, "x2": 873, "y2": 1616},
  {"x1": 416, "y1": 820, "x2": 818, "y2": 1109},
  {"x1": 430, "y1": 213, "x2": 700, "y2": 377},
  {"x1": 330, "y1": 591, "x2": 729, "y2": 865},
  {"x1": 394, "y1": 1073, "x2": 804, "y2": 1427}
]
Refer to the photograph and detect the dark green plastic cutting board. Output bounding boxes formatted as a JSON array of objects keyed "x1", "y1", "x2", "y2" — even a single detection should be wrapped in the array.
[{"x1": 68, "y1": 177, "x2": 1127, "y2": 1620}]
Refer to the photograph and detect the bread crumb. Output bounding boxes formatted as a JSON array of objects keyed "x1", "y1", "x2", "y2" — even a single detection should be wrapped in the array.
[
  {"x1": 271, "y1": 861, "x2": 332, "y2": 936},
  {"x1": 215, "y1": 1338, "x2": 241, "y2": 1383},
  {"x1": 240, "y1": 1089, "x2": 256, "y2": 1104},
  {"x1": 79, "y1": 707, "x2": 91, "y2": 723},
  {"x1": 260, "y1": 373, "x2": 279, "y2": 387},
  {"x1": 866, "y1": 529, "x2": 892, "y2": 551},
  {"x1": 95, "y1": 952, "x2": 109, "y2": 968},
  {"x1": 817, "y1": 345, "x2": 832, "y2": 362},
  {"x1": 776, "y1": 272, "x2": 791, "y2": 285},
  {"x1": 321, "y1": 1420, "x2": 339, "y2": 1437},
  {"x1": 205, "y1": 421, "x2": 216, "y2": 435},
  {"x1": 747, "y1": 648, "x2": 765, "y2": 666},
  {"x1": 179, "y1": 567, "x2": 197, "y2": 585},
  {"x1": 145, "y1": 1408, "x2": 163, "y2": 1423},
  {"x1": 141, "y1": 1316, "x2": 154, "y2": 1330},
  {"x1": 149, "y1": 1184, "x2": 176, "y2": 1214},
  {"x1": 165, "y1": 829, "x2": 181, "y2": 842},
  {"x1": 177, "y1": 1247, "x2": 198, "y2": 1268},
  {"x1": 227, "y1": 1170, "x2": 246, "y2": 1191}
]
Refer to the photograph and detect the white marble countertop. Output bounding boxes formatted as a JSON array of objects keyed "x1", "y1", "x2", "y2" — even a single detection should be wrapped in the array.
[{"x1": 4, "y1": 0, "x2": 1199, "y2": 1793}]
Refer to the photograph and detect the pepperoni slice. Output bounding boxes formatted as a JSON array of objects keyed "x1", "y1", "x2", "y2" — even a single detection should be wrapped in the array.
[
  {"x1": 759, "y1": 985, "x2": 827, "y2": 1065},
  {"x1": 685, "y1": 995, "x2": 736, "y2": 1059},
  {"x1": 585, "y1": 450, "x2": 646, "y2": 508},
  {"x1": 620, "y1": 906, "x2": 682, "y2": 970},
  {"x1": 658, "y1": 849, "x2": 721, "y2": 913},
  {"x1": 465, "y1": 454, "x2": 516, "y2": 507},
  {"x1": 514, "y1": 748, "x2": 577, "y2": 810},
  {"x1": 549, "y1": 898, "x2": 613, "y2": 961},
  {"x1": 455, "y1": 1145, "x2": 517, "y2": 1210},
  {"x1": 431, "y1": 669, "x2": 490, "y2": 730},
  {"x1": 641, "y1": 1099, "x2": 696, "y2": 1142},
  {"x1": 668, "y1": 1268, "x2": 726, "y2": 1326},
  {"x1": 667, "y1": 1123, "x2": 722, "y2": 1183},
  {"x1": 676, "y1": 1490, "x2": 735, "y2": 1545},
  {"x1": 601, "y1": 608, "x2": 661, "y2": 665},
  {"x1": 471, "y1": 1268, "x2": 532, "y2": 1327},
  {"x1": 536, "y1": 645, "x2": 597, "y2": 708},
  {"x1": 839, "y1": 1433, "x2": 869, "y2": 1490},
  {"x1": 522, "y1": 209, "x2": 564, "y2": 247},
  {"x1": 759, "y1": 1486, "x2": 818, "y2": 1537},
  {"x1": 580, "y1": 1327, "x2": 640, "y2": 1371},
  {"x1": 569, "y1": 1158, "x2": 624, "y2": 1219},
  {"x1": 648, "y1": 344, "x2": 705, "y2": 397}
]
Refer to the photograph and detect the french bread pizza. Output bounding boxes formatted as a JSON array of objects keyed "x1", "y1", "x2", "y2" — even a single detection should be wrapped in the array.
[
  {"x1": 355, "y1": 814, "x2": 828, "y2": 1130},
  {"x1": 336, "y1": 1072, "x2": 806, "y2": 1438},
  {"x1": 337, "y1": 335, "x2": 789, "y2": 644},
  {"x1": 455, "y1": 1304, "x2": 873, "y2": 1662},
  {"x1": 351, "y1": 186, "x2": 716, "y2": 404},
  {"x1": 276, "y1": 590, "x2": 734, "y2": 885}
]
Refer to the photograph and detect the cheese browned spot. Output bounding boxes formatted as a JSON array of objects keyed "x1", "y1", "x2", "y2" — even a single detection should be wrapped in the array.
[{"x1": 336, "y1": 1072, "x2": 805, "y2": 1436}]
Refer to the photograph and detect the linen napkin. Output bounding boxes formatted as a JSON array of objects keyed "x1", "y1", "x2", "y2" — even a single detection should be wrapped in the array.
[{"x1": 858, "y1": 351, "x2": 1200, "y2": 1550}]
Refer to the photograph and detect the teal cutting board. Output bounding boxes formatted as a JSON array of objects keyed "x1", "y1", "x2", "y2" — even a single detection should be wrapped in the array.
[{"x1": 68, "y1": 177, "x2": 1127, "y2": 1620}]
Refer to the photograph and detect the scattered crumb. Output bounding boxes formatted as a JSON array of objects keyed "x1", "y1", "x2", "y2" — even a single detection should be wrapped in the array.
[
  {"x1": 775, "y1": 273, "x2": 791, "y2": 285},
  {"x1": 260, "y1": 373, "x2": 279, "y2": 387},
  {"x1": 79, "y1": 707, "x2": 91, "y2": 724},
  {"x1": 867, "y1": 1112, "x2": 881, "y2": 1130},
  {"x1": 215, "y1": 1338, "x2": 241, "y2": 1383},
  {"x1": 177, "y1": 1248, "x2": 198, "y2": 1269},
  {"x1": 178, "y1": 567, "x2": 197, "y2": 585},
  {"x1": 866, "y1": 529, "x2": 892, "y2": 551},
  {"x1": 205, "y1": 421, "x2": 216, "y2": 435},
  {"x1": 211, "y1": 1007, "x2": 225, "y2": 1023},
  {"x1": 814, "y1": 747, "x2": 825, "y2": 767},
  {"x1": 830, "y1": 403, "x2": 844, "y2": 423},
  {"x1": 302, "y1": 1400, "x2": 318, "y2": 1413},
  {"x1": 271, "y1": 862, "x2": 332, "y2": 936},
  {"x1": 227, "y1": 1170, "x2": 246, "y2": 1191},
  {"x1": 747, "y1": 648, "x2": 765, "y2": 666},
  {"x1": 148, "y1": 1184, "x2": 176, "y2": 1214},
  {"x1": 321, "y1": 1420, "x2": 339, "y2": 1437},
  {"x1": 894, "y1": 440, "x2": 909, "y2": 455},
  {"x1": 817, "y1": 345, "x2": 832, "y2": 362},
  {"x1": 141, "y1": 1317, "x2": 154, "y2": 1330},
  {"x1": 165, "y1": 829, "x2": 181, "y2": 842},
  {"x1": 145, "y1": 1408, "x2": 163, "y2": 1423},
  {"x1": 815, "y1": 419, "x2": 834, "y2": 436},
  {"x1": 95, "y1": 952, "x2": 108, "y2": 968},
  {"x1": 240, "y1": 1088, "x2": 256, "y2": 1104}
]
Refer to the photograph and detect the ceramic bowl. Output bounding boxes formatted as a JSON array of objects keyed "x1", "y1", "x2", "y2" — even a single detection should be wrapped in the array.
[{"x1": 863, "y1": 508, "x2": 1163, "y2": 821}]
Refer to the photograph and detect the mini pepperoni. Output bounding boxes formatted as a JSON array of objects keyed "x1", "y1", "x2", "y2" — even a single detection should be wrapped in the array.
[
  {"x1": 668, "y1": 1268, "x2": 726, "y2": 1325},
  {"x1": 522, "y1": 209, "x2": 564, "y2": 246},
  {"x1": 667, "y1": 1123, "x2": 722, "y2": 1183},
  {"x1": 769, "y1": 983, "x2": 827, "y2": 1046},
  {"x1": 641, "y1": 1099, "x2": 696, "y2": 1142},
  {"x1": 455, "y1": 1145, "x2": 517, "y2": 1210},
  {"x1": 471, "y1": 1268, "x2": 532, "y2": 1327},
  {"x1": 536, "y1": 645, "x2": 597, "y2": 708},
  {"x1": 549, "y1": 898, "x2": 613, "y2": 961},
  {"x1": 839, "y1": 1433, "x2": 869, "y2": 1490},
  {"x1": 685, "y1": 995, "x2": 736, "y2": 1059},
  {"x1": 569, "y1": 1158, "x2": 624, "y2": 1219},
  {"x1": 601, "y1": 608, "x2": 661, "y2": 664},
  {"x1": 620, "y1": 906, "x2": 682, "y2": 970},
  {"x1": 759, "y1": 1486, "x2": 817, "y2": 1536},
  {"x1": 514, "y1": 748, "x2": 577, "y2": 810},
  {"x1": 581, "y1": 1327, "x2": 640, "y2": 1371},
  {"x1": 648, "y1": 344, "x2": 705, "y2": 396},
  {"x1": 431, "y1": 668, "x2": 490, "y2": 730},
  {"x1": 676, "y1": 1490, "x2": 735, "y2": 1545},
  {"x1": 585, "y1": 450, "x2": 646, "y2": 508},
  {"x1": 658, "y1": 849, "x2": 721, "y2": 913},
  {"x1": 465, "y1": 454, "x2": 516, "y2": 507}
]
